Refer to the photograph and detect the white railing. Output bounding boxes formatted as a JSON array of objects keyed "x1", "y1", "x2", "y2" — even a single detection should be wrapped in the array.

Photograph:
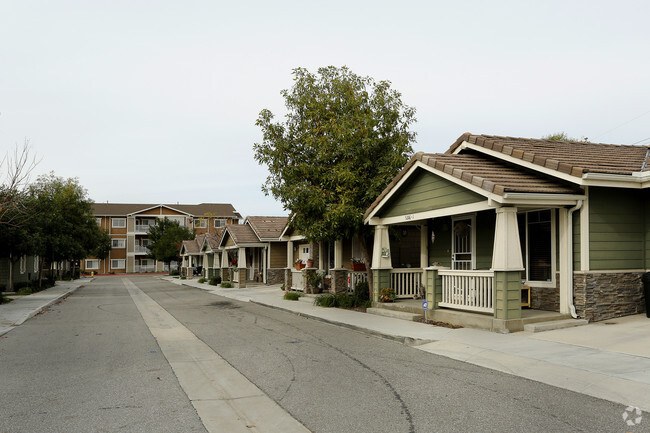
[
  {"x1": 347, "y1": 271, "x2": 368, "y2": 293},
  {"x1": 390, "y1": 268, "x2": 422, "y2": 298},
  {"x1": 134, "y1": 245, "x2": 150, "y2": 254},
  {"x1": 135, "y1": 225, "x2": 151, "y2": 233},
  {"x1": 291, "y1": 269, "x2": 304, "y2": 291},
  {"x1": 134, "y1": 265, "x2": 156, "y2": 273},
  {"x1": 233, "y1": 268, "x2": 239, "y2": 283},
  {"x1": 439, "y1": 270, "x2": 494, "y2": 313}
]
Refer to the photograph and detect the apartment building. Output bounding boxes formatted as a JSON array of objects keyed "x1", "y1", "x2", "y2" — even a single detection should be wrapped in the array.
[{"x1": 87, "y1": 203, "x2": 241, "y2": 274}]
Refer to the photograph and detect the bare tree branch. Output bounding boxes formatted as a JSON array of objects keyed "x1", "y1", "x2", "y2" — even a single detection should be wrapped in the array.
[{"x1": 0, "y1": 139, "x2": 40, "y2": 226}]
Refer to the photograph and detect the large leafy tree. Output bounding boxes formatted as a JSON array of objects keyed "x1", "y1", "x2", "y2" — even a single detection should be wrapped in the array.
[
  {"x1": 147, "y1": 217, "x2": 195, "y2": 270},
  {"x1": 29, "y1": 173, "x2": 104, "y2": 284},
  {"x1": 254, "y1": 66, "x2": 416, "y2": 290}
]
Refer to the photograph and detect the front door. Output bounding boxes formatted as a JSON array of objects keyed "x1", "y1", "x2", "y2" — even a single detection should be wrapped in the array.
[{"x1": 452, "y1": 216, "x2": 474, "y2": 270}]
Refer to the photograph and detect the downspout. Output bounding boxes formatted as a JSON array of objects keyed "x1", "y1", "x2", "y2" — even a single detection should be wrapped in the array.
[{"x1": 567, "y1": 199, "x2": 583, "y2": 319}]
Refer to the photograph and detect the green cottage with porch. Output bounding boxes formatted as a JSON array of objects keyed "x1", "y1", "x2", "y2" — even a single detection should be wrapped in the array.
[{"x1": 364, "y1": 134, "x2": 649, "y2": 332}]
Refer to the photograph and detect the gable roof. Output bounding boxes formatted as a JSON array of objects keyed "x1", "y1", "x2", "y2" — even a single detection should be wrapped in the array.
[
  {"x1": 220, "y1": 224, "x2": 262, "y2": 247},
  {"x1": 202, "y1": 231, "x2": 224, "y2": 251},
  {"x1": 245, "y1": 216, "x2": 289, "y2": 241},
  {"x1": 449, "y1": 133, "x2": 650, "y2": 177},
  {"x1": 180, "y1": 234, "x2": 206, "y2": 255},
  {"x1": 92, "y1": 202, "x2": 242, "y2": 218}
]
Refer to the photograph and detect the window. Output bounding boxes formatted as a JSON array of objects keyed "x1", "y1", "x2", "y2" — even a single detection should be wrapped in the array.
[
  {"x1": 112, "y1": 218, "x2": 126, "y2": 228},
  {"x1": 194, "y1": 219, "x2": 207, "y2": 228},
  {"x1": 112, "y1": 238, "x2": 126, "y2": 248},
  {"x1": 214, "y1": 219, "x2": 226, "y2": 228},
  {"x1": 34, "y1": 256, "x2": 39, "y2": 273},
  {"x1": 85, "y1": 259, "x2": 99, "y2": 270},
  {"x1": 141, "y1": 259, "x2": 152, "y2": 266},
  {"x1": 141, "y1": 239, "x2": 150, "y2": 247},
  {"x1": 111, "y1": 259, "x2": 126, "y2": 269},
  {"x1": 95, "y1": 218, "x2": 102, "y2": 226},
  {"x1": 20, "y1": 256, "x2": 26, "y2": 274},
  {"x1": 518, "y1": 210, "x2": 554, "y2": 283}
]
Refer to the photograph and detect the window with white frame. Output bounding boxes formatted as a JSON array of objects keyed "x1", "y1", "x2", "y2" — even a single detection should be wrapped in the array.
[
  {"x1": 111, "y1": 259, "x2": 126, "y2": 269},
  {"x1": 194, "y1": 219, "x2": 207, "y2": 228},
  {"x1": 34, "y1": 256, "x2": 39, "y2": 273},
  {"x1": 141, "y1": 239, "x2": 150, "y2": 247},
  {"x1": 20, "y1": 256, "x2": 26, "y2": 274},
  {"x1": 518, "y1": 209, "x2": 554, "y2": 283},
  {"x1": 112, "y1": 238, "x2": 126, "y2": 248},
  {"x1": 141, "y1": 259, "x2": 152, "y2": 266},
  {"x1": 112, "y1": 218, "x2": 126, "y2": 228},
  {"x1": 214, "y1": 219, "x2": 226, "y2": 228},
  {"x1": 96, "y1": 218, "x2": 102, "y2": 226},
  {"x1": 85, "y1": 259, "x2": 99, "y2": 270}
]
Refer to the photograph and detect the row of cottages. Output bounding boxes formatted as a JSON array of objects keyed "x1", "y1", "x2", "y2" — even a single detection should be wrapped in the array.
[
  {"x1": 179, "y1": 216, "x2": 289, "y2": 285},
  {"x1": 363, "y1": 133, "x2": 649, "y2": 331},
  {"x1": 86, "y1": 203, "x2": 241, "y2": 274}
]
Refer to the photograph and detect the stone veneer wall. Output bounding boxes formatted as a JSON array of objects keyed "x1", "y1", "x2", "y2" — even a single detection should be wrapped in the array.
[
  {"x1": 329, "y1": 269, "x2": 348, "y2": 293},
  {"x1": 266, "y1": 268, "x2": 284, "y2": 285},
  {"x1": 573, "y1": 271, "x2": 646, "y2": 322},
  {"x1": 284, "y1": 268, "x2": 292, "y2": 289},
  {"x1": 530, "y1": 273, "x2": 560, "y2": 312}
]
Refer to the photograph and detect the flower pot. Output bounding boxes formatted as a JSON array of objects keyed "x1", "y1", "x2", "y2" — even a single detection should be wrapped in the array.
[
  {"x1": 295, "y1": 263, "x2": 305, "y2": 270},
  {"x1": 351, "y1": 263, "x2": 366, "y2": 272},
  {"x1": 307, "y1": 259, "x2": 314, "y2": 268}
]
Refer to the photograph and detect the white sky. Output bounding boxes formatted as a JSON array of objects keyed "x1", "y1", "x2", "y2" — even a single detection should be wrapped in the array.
[{"x1": 1, "y1": 0, "x2": 649, "y2": 218}]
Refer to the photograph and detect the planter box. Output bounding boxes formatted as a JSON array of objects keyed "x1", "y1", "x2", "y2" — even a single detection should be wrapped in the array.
[
  {"x1": 351, "y1": 263, "x2": 366, "y2": 272},
  {"x1": 295, "y1": 263, "x2": 306, "y2": 270}
]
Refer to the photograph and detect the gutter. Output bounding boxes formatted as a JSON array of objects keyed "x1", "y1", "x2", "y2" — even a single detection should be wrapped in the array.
[{"x1": 567, "y1": 200, "x2": 583, "y2": 318}]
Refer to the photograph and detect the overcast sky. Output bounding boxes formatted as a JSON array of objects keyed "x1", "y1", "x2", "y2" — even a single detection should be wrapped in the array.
[{"x1": 1, "y1": 0, "x2": 649, "y2": 218}]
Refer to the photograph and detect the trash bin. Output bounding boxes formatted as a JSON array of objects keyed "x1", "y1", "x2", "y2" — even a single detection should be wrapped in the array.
[{"x1": 642, "y1": 272, "x2": 650, "y2": 318}]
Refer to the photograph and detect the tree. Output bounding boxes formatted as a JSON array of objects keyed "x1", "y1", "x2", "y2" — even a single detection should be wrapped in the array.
[
  {"x1": 0, "y1": 194, "x2": 40, "y2": 290},
  {"x1": 29, "y1": 173, "x2": 104, "y2": 284},
  {"x1": 147, "y1": 217, "x2": 195, "y2": 271},
  {"x1": 542, "y1": 132, "x2": 589, "y2": 142},
  {"x1": 254, "y1": 66, "x2": 416, "y2": 294},
  {"x1": 0, "y1": 139, "x2": 38, "y2": 226}
]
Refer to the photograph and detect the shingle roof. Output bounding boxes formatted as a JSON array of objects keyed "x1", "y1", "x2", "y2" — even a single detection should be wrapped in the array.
[
  {"x1": 246, "y1": 216, "x2": 289, "y2": 240},
  {"x1": 224, "y1": 224, "x2": 261, "y2": 245},
  {"x1": 91, "y1": 202, "x2": 242, "y2": 218},
  {"x1": 204, "y1": 231, "x2": 223, "y2": 250},
  {"x1": 181, "y1": 239, "x2": 200, "y2": 254},
  {"x1": 449, "y1": 133, "x2": 650, "y2": 176}
]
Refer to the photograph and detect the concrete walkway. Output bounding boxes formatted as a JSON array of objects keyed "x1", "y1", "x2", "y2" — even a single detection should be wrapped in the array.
[
  {"x1": 0, "y1": 279, "x2": 86, "y2": 336},
  {"x1": 169, "y1": 277, "x2": 650, "y2": 413}
]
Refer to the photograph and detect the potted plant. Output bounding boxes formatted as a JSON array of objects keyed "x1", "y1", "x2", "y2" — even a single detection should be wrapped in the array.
[
  {"x1": 379, "y1": 288, "x2": 396, "y2": 303},
  {"x1": 295, "y1": 259, "x2": 305, "y2": 270},
  {"x1": 307, "y1": 258, "x2": 315, "y2": 268},
  {"x1": 351, "y1": 258, "x2": 366, "y2": 272}
]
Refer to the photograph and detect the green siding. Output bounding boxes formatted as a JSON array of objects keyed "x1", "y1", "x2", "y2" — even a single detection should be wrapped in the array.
[
  {"x1": 589, "y1": 187, "x2": 645, "y2": 270},
  {"x1": 372, "y1": 269, "x2": 391, "y2": 302},
  {"x1": 494, "y1": 271, "x2": 522, "y2": 320},
  {"x1": 379, "y1": 169, "x2": 484, "y2": 218},
  {"x1": 573, "y1": 209, "x2": 580, "y2": 270}
]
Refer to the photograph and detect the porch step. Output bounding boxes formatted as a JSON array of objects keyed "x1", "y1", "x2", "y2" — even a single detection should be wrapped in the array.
[
  {"x1": 366, "y1": 308, "x2": 423, "y2": 322},
  {"x1": 524, "y1": 318, "x2": 589, "y2": 333}
]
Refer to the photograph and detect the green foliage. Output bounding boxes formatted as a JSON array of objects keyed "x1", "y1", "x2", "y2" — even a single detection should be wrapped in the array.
[
  {"x1": 280, "y1": 284, "x2": 285, "y2": 291},
  {"x1": 254, "y1": 66, "x2": 416, "y2": 243},
  {"x1": 220, "y1": 282, "x2": 232, "y2": 288},
  {"x1": 147, "y1": 217, "x2": 195, "y2": 267},
  {"x1": 198, "y1": 277, "x2": 207, "y2": 283},
  {"x1": 313, "y1": 292, "x2": 371, "y2": 309},
  {"x1": 180, "y1": 276, "x2": 186, "y2": 280},
  {"x1": 283, "y1": 291, "x2": 301, "y2": 301},
  {"x1": 354, "y1": 281, "x2": 370, "y2": 302},
  {"x1": 169, "y1": 269, "x2": 180, "y2": 276},
  {"x1": 91, "y1": 229, "x2": 112, "y2": 260},
  {"x1": 542, "y1": 132, "x2": 589, "y2": 142},
  {"x1": 306, "y1": 270, "x2": 323, "y2": 291},
  {"x1": 209, "y1": 276, "x2": 221, "y2": 286}
]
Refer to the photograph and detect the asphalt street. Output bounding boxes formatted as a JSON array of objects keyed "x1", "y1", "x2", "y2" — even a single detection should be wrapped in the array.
[{"x1": 0, "y1": 275, "x2": 642, "y2": 433}]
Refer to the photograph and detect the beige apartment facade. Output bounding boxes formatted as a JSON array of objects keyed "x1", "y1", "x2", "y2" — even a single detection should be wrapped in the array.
[{"x1": 87, "y1": 203, "x2": 241, "y2": 274}]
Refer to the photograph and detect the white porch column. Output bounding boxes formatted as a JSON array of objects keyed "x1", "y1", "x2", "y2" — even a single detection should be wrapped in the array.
[
  {"x1": 238, "y1": 247, "x2": 247, "y2": 269},
  {"x1": 334, "y1": 240, "x2": 343, "y2": 269},
  {"x1": 286, "y1": 241, "x2": 293, "y2": 268},
  {"x1": 420, "y1": 223, "x2": 428, "y2": 269},
  {"x1": 558, "y1": 207, "x2": 570, "y2": 314},
  {"x1": 372, "y1": 225, "x2": 392, "y2": 269},
  {"x1": 263, "y1": 246, "x2": 268, "y2": 284},
  {"x1": 318, "y1": 242, "x2": 324, "y2": 270},
  {"x1": 491, "y1": 207, "x2": 524, "y2": 271}
]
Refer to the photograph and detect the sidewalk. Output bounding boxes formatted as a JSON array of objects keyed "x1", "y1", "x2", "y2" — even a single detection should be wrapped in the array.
[
  {"x1": 0, "y1": 279, "x2": 87, "y2": 337},
  {"x1": 168, "y1": 277, "x2": 650, "y2": 412}
]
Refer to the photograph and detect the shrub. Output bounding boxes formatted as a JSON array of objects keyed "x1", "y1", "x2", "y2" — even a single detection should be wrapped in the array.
[
  {"x1": 283, "y1": 291, "x2": 301, "y2": 301},
  {"x1": 198, "y1": 277, "x2": 207, "y2": 283},
  {"x1": 18, "y1": 286, "x2": 33, "y2": 295},
  {"x1": 169, "y1": 269, "x2": 180, "y2": 276},
  {"x1": 280, "y1": 284, "x2": 285, "y2": 291},
  {"x1": 354, "y1": 281, "x2": 370, "y2": 302},
  {"x1": 379, "y1": 287, "x2": 396, "y2": 303},
  {"x1": 209, "y1": 276, "x2": 221, "y2": 286},
  {"x1": 314, "y1": 294, "x2": 336, "y2": 307},
  {"x1": 180, "y1": 276, "x2": 186, "y2": 280},
  {"x1": 220, "y1": 282, "x2": 232, "y2": 288}
]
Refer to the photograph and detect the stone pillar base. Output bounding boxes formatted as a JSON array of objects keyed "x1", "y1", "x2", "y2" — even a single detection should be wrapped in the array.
[
  {"x1": 237, "y1": 268, "x2": 247, "y2": 288},
  {"x1": 330, "y1": 269, "x2": 348, "y2": 294},
  {"x1": 284, "y1": 268, "x2": 292, "y2": 290}
]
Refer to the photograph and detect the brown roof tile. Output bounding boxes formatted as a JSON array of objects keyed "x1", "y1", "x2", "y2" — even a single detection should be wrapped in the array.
[
  {"x1": 224, "y1": 224, "x2": 261, "y2": 245},
  {"x1": 91, "y1": 202, "x2": 242, "y2": 218},
  {"x1": 246, "y1": 216, "x2": 289, "y2": 240},
  {"x1": 448, "y1": 134, "x2": 649, "y2": 176}
]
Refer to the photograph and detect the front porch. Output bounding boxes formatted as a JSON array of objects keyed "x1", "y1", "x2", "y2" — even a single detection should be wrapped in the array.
[{"x1": 371, "y1": 298, "x2": 572, "y2": 332}]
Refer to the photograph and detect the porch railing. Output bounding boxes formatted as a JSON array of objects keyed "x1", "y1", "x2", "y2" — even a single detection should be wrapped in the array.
[
  {"x1": 347, "y1": 271, "x2": 368, "y2": 293},
  {"x1": 439, "y1": 270, "x2": 494, "y2": 313},
  {"x1": 291, "y1": 269, "x2": 304, "y2": 291},
  {"x1": 134, "y1": 265, "x2": 156, "y2": 273},
  {"x1": 135, "y1": 225, "x2": 151, "y2": 233},
  {"x1": 134, "y1": 245, "x2": 150, "y2": 254},
  {"x1": 390, "y1": 268, "x2": 422, "y2": 298},
  {"x1": 233, "y1": 268, "x2": 239, "y2": 283}
]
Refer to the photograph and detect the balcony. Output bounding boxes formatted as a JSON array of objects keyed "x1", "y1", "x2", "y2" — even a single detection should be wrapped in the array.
[
  {"x1": 134, "y1": 245, "x2": 150, "y2": 255},
  {"x1": 135, "y1": 225, "x2": 151, "y2": 234}
]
